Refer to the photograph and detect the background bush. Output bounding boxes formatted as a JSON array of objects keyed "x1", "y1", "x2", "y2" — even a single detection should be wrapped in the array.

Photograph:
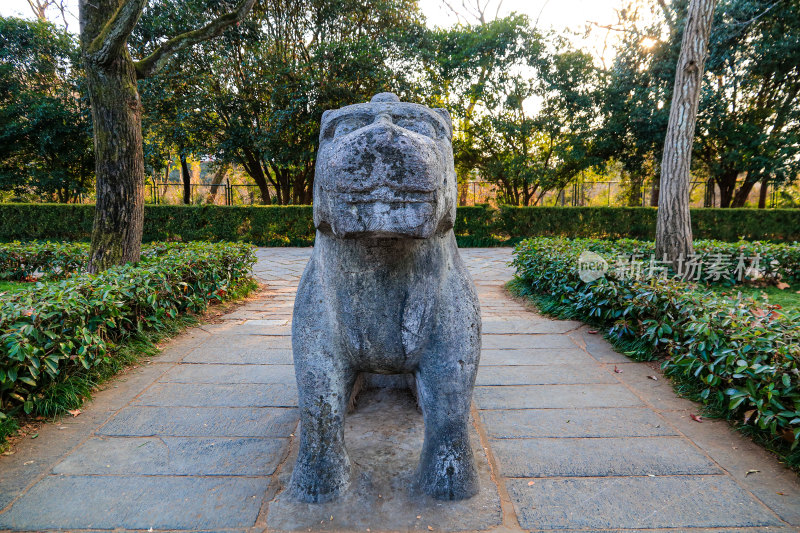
[
  {"x1": 0, "y1": 241, "x2": 255, "y2": 420},
  {"x1": 511, "y1": 237, "x2": 800, "y2": 462},
  {"x1": 2, "y1": 204, "x2": 799, "y2": 245}
]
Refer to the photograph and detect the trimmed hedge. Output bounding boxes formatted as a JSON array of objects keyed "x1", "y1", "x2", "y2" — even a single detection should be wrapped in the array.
[
  {"x1": 1, "y1": 203, "x2": 799, "y2": 244},
  {"x1": 511, "y1": 237, "x2": 800, "y2": 456},
  {"x1": 499, "y1": 206, "x2": 800, "y2": 242},
  {"x1": 0, "y1": 241, "x2": 255, "y2": 419}
]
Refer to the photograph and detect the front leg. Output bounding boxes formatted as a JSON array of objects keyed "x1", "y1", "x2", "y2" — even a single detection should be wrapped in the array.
[
  {"x1": 289, "y1": 355, "x2": 356, "y2": 503},
  {"x1": 415, "y1": 332, "x2": 480, "y2": 500}
]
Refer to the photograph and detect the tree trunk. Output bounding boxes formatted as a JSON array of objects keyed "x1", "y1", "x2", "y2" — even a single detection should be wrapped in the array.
[
  {"x1": 81, "y1": 42, "x2": 145, "y2": 271},
  {"x1": 649, "y1": 175, "x2": 660, "y2": 207},
  {"x1": 703, "y1": 177, "x2": 715, "y2": 207},
  {"x1": 731, "y1": 175, "x2": 757, "y2": 208},
  {"x1": 758, "y1": 177, "x2": 768, "y2": 209},
  {"x1": 655, "y1": 0, "x2": 716, "y2": 267},
  {"x1": 79, "y1": 0, "x2": 255, "y2": 271},
  {"x1": 206, "y1": 164, "x2": 228, "y2": 203},
  {"x1": 179, "y1": 153, "x2": 191, "y2": 204},
  {"x1": 716, "y1": 171, "x2": 737, "y2": 207}
]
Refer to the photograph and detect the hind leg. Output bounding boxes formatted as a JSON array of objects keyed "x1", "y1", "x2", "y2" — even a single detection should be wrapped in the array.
[
  {"x1": 415, "y1": 344, "x2": 479, "y2": 500},
  {"x1": 289, "y1": 352, "x2": 356, "y2": 503}
]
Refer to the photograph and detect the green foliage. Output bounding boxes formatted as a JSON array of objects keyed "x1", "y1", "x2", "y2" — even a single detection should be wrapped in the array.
[
  {"x1": 0, "y1": 241, "x2": 87, "y2": 280},
  {"x1": 132, "y1": 0, "x2": 424, "y2": 205},
  {"x1": 597, "y1": 0, "x2": 800, "y2": 207},
  {"x1": 2, "y1": 204, "x2": 800, "y2": 245},
  {"x1": 499, "y1": 207, "x2": 800, "y2": 242},
  {"x1": 511, "y1": 237, "x2": 800, "y2": 462},
  {"x1": 0, "y1": 17, "x2": 93, "y2": 202},
  {"x1": 0, "y1": 241, "x2": 255, "y2": 420}
]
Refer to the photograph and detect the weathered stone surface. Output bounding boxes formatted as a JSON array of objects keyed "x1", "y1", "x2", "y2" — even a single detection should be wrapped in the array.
[
  {"x1": 507, "y1": 476, "x2": 783, "y2": 530},
  {"x1": 289, "y1": 93, "x2": 481, "y2": 503}
]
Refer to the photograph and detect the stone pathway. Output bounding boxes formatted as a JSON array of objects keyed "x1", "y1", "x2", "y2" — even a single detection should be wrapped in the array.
[{"x1": 0, "y1": 248, "x2": 798, "y2": 532}]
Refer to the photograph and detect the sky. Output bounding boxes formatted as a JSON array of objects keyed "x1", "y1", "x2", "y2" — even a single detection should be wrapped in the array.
[{"x1": 0, "y1": 0, "x2": 629, "y2": 63}]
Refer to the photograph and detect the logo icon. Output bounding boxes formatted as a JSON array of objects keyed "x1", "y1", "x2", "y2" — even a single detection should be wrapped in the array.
[{"x1": 577, "y1": 251, "x2": 608, "y2": 283}]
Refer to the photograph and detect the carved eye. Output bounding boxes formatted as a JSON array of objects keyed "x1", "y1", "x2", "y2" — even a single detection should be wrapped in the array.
[
  {"x1": 334, "y1": 119, "x2": 366, "y2": 138},
  {"x1": 396, "y1": 119, "x2": 436, "y2": 138}
]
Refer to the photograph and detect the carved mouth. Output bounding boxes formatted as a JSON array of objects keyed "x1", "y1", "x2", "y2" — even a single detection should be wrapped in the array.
[{"x1": 336, "y1": 189, "x2": 437, "y2": 205}]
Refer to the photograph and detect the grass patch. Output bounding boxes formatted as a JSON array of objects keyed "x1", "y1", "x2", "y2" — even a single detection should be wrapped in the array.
[
  {"x1": 0, "y1": 277, "x2": 258, "y2": 450},
  {"x1": 0, "y1": 281, "x2": 37, "y2": 293},
  {"x1": 705, "y1": 282, "x2": 800, "y2": 316}
]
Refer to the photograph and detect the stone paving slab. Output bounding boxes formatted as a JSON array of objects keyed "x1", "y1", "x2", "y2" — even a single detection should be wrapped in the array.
[
  {"x1": 491, "y1": 436, "x2": 721, "y2": 477},
  {"x1": 476, "y1": 363, "x2": 616, "y2": 385},
  {"x1": 1, "y1": 247, "x2": 798, "y2": 532},
  {"x1": 479, "y1": 408, "x2": 678, "y2": 438},
  {"x1": 183, "y1": 346, "x2": 293, "y2": 364},
  {"x1": 132, "y1": 382, "x2": 298, "y2": 407},
  {"x1": 479, "y1": 348, "x2": 597, "y2": 366},
  {"x1": 506, "y1": 476, "x2": 784, "y2": 530},
  {"x1": 98, "y1": 406, "x2": 298, "y2": 437},
  {"x1": 482, "y1": 333, "x2": 578, "y2": 350},
  {"x1": 52, "y1": 436, "x2": 288, "y2": 476},
  {"x1": 0, "y1": 476, "x2": 268, "y2": 530},
  {"x1": 158, "y1": 363, "x2": 296, "y2": 384},
  {"x1": 474, "y1": 384, "x2": 645, "y2": 409}
]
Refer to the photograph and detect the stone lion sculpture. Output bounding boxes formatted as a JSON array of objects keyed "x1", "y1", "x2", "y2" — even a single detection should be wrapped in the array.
[{"x1": 289, "y1": 93, "x2": 481, "y2": 503}]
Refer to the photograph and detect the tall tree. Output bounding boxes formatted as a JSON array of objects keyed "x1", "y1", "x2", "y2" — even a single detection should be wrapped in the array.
[
  {"x1": 655, "y1": 0, "x2": 716, "y2": 266},
  {"x1": 0, "y1": 17, "x2": 93, "y2": 202},
  {"x1": 78, "y1": 0, "x2": 255, "y2": 272}
]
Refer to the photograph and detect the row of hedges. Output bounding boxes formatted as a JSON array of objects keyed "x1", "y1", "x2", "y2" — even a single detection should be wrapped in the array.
[
  {"x1": 571, "y1": 238, "x2": 800, "y2": 285},
  {"x1": 0, "y1": 241, "x2": 256, "y2": 419},
  {"x1": 2, "y1": 204, "x2": 799, "y2": 244},
  {"x1": 511, "y1": 237, "x2": 800, "y2": 456}
]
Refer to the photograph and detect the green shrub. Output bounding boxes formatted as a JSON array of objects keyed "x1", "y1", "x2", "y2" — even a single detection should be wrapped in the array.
[
  {"x1": 499, "y1": 206, "x2": 800, "y2": 242},
  {"x1": 511, "y1": 237, "x2": 800, "y2": 455},
  {"x1": 3, "y1": 204, "x2": 798, "y2": 245},
  {"x1": 0, "y1": 241, "x2": 88, "y2": 280},
  {"x1": 570, "y1": 238, "x2": 800, "y2": 285},
  {"x1": 0, "y1": 241, "x2": 255, "y2": 419}
]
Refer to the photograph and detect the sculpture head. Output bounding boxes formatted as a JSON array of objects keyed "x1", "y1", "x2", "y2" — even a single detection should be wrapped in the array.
[{"x1": 313, "y1": 93, "x2": 456, "y2": 239}]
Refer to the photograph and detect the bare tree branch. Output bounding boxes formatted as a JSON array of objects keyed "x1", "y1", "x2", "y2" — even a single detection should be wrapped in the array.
[
  {"x1": 134, "y1": 0, "x2": 256, "y2": 79},
  {"x1": 87, "y1": 0, "x2": 147, "y2": 66}
]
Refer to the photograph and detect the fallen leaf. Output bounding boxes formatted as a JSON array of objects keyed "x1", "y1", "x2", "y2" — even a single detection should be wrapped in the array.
[
  {"x1": 776, "y1": 492, "x2": 785, "y2": 496},
  {"x1": 745, "y1": 469, "x2": 760, "y2": 476},
  {"x1": 647, "y1": 375, "x2": 658, "y2": 381},
  {"x1": 690, "y1": 414, "x2": 703, "y2": 423},
  {"x1": 775, "y1": 282, "x2": 790, "y2": 290},
  {"x1": 588, "y1": 329, "x2": 599, "y2": 334},
  {"x1": 23, "y1": 460, "x2": 34, "y2": 465},
  {"x1": 614, "y1": 365, "x2": 623, "y2": 373},
  {"x1": 428, "y1": 527, "x2": 434, "y2": 531},
  {"x1": 30, "y1": 433, "x2": 38, "y2": 439},
  {"x1": 330, "y1": 516, "x2": 333, "y2": 521},
  {"x1": 67, "y1": 409, "x2": 81, "y2": 417},
  {"x1": 743, "y1": 409, "x2": 756, "y2": 424},
  {"x1": 528, "y1": 481, "x2": 535, "y2": 486}
]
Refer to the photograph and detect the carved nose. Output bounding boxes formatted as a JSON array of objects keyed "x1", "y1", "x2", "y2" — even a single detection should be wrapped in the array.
[{"x1": 369, "y1": 113, "x2": 398, "y2": 144}]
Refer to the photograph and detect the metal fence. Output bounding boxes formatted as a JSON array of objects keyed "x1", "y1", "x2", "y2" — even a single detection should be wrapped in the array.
[{"x1": 148, "y1": 179, "x2": 782, "y2": 208}]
